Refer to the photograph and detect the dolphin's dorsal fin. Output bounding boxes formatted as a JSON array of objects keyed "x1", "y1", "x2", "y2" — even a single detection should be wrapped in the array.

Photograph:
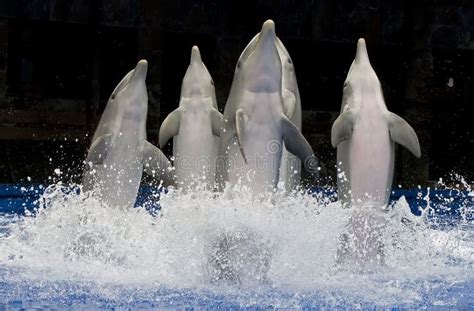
[
  {"x1": 331, "y1": 109, "x2": 356, "y2": 148},
  {"x1": 235, "y1": 108, "x2": 248, "y2": 163},
  {"x1": 211, "y1": 108, "x2": 223, "y2": 137},
  {"x1": 142, "y1": 141, "x2": 175, "y2": 183},
  {"x1": 387, "y1": 112, "x2": 421, "y2": 158},
  {"x1": 280, "y1": 114, "x2": 319, "y2": 176},
  {"x1": 282, "y1": 89, "x2": 296, "y2": 119},
  {"x1": 159, "y1": 108, "x2": 182, "y2": 148},
  {"x1": 86, "y1": 133, "x2": 113, "y2": 164}
]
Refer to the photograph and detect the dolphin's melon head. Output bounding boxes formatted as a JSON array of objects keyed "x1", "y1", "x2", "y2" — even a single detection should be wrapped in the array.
[
  {"x1": 240, "y1": 20, "x2": 282, "y2": 93},
  {"x1": 342, "y1": 38, "x2": 382, "y2": 109},
  {"x1": 118, "y1": 59, "x2": 148, "y2": 116},
  {"x1": 346, "y1": 39, "x2": 379, "y2": 83},
  {"x1": 180, "y1": 45, "x2": 216, "y2": 104}
]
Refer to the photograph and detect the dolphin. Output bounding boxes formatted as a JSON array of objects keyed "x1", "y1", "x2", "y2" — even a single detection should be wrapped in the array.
[
  {"x1": 216, "y1": 20, "x2": 318, "y2": 193},
  {"x1": 238, "y1": 32, "x2": 303, "y2": 191},
  {"x1": 159, "y1": 46, "x2": 222, "y2": 190},
  {"x1": 331, "y1": 39, "x2": 421, "y2": 265},
  {"x1": 331, "y1": 38, "x2": 421, "y2": 207},
  {"x1": 82, "y1": 60, "x2": 172, "y2": 209},
  {"x1": 276, "y1": 38, "x2": 303, "y2": 191}
]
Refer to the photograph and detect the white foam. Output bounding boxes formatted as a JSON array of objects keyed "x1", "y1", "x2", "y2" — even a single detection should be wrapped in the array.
[{"x1": 0, "y1": 183, "x2": 473, "y2": 306}]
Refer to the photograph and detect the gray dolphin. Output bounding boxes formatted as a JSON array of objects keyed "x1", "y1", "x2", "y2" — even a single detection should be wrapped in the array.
[
  {"x1": 238, "y1": 32, "x2": 303, "y2": 192},
  {"x1": 277, "y1": 39, "x2": 303, "y2": 191},
  {"x1": 159, "y1": 46, "x2": 222, "y2": 190},
  {"x1": 216, "y1": 20, "x2": 318, "y2": 193},
  {"x1": 331, "y1": 39, "x2": 421, "y2": 207},
  {"x1": 82, "y1": 60, "x2": 172, "y2": 209},
  {"x1": 331, "y1": 39, "x2": 421, "y2": 266}
]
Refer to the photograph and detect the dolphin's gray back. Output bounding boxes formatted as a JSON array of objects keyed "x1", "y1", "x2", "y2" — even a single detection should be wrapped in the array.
[
  {"x1": 83, "y1": 62, "x2": 156, "y2": 209},
  {"x1": 91, "y1": 69, "x2": 134, "y2": 143}
]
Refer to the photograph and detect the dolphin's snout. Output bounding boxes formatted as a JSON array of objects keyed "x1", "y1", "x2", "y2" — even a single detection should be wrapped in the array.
[
  {"x1": 261, "y1": 20, "x2": 275, "y2": 37},
  {"x1": 190, "y1": 46, "x2": 202, "y2": 65},
  {"x1": 355, "y1": 38, "x2": 370, "y2": 65},
  {"x1": 258, "y1": 20, "x2": 276, "y2": 49},
  {"x1": 126, "y1": 59, "x2": 148, "y2": 108},
  {"x1": 132, "y1": 59, "x2": 148, "y2": 81}
]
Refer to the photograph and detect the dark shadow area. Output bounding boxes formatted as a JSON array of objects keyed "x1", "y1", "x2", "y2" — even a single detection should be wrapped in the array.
[{"x1": 0, "y1": 0, "x2": 472, "y2": 185}]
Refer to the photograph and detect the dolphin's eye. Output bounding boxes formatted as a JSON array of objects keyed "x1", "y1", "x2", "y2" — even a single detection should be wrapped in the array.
[
  {"x1": 211, "y1": 80, "x2": 214, "y2": 86},
  {"x1": 111, "y1": 94, "x2": 116, "y2": 100},
  {"x1": 288, "y1": 58, "x2": 292, "y2": 64},
  {"x1": 237, "y1": 61, "x2": 241, "y2": 69}
]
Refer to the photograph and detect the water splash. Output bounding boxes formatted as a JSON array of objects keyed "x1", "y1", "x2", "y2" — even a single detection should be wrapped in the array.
[{"x1": 0, "y1": 182, "x2": 473, "y2": 308}]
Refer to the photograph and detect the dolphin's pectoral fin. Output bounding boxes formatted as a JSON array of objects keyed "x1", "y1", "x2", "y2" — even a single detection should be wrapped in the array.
[
  {"x1": 142, "y1": 141, "x2": 174, "y2": 182},
  {"x1": 331, "y1": 110, "x2": 356, "y2": 148},
  {"x1": 280, "y1": 115, "x2": 319, "y2": 177},
  {"x1": 86, "y1": 133, "x2": 113, "y2": 164},
  {"x1": 282, "y1": 90, "x2": 296, "y2": 119},
  {"x1": 211, "y1": 108, "x2": 223, "y2": 137},
  {"x1": 159, "y1": 109, "x2": 182, "y2": 148},
  {"x1": 387, "y1": 112, "x2": 421, "y2": 158},
  {"x1": 235, "y1": 108, "x2": 248, "y2": 163}
]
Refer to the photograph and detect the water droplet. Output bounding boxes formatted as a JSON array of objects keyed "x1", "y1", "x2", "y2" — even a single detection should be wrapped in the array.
[{"x1": 447, "y1": 78, "x2": 454, "y2": 87}]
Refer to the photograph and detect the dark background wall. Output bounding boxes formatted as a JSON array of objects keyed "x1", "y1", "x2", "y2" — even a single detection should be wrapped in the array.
[{"x1": 0, "y1": 0, "x2": 472, "y2": 186}]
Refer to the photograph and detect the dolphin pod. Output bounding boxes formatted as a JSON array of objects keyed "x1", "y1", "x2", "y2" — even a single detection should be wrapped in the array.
[
  {"x1": 80, "y1": 20, "x2": 421, "y2": 272},
  {"x1": 81, "y1": 21, "x2": 420, "y2": 208},
  {"x1": 81, "y1": 22, "x2": 314, "y2": 203}
]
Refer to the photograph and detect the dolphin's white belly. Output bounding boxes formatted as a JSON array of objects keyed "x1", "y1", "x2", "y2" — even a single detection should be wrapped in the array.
[
  {"x1": 227, "y1": 128, "x2": 282, "y2": 193},
  {"x1": 339, "y1": 105, "x2": 394, "y2": 206},
  {"x1": 226, "y1": 93, "x2": 284, "y2": 193},
  {"x1": 95, "y1": 119, "x2": 145, "y2": 209},
  {"x1": 174, "y1": 111, "x2": 217, "y2": 189}
]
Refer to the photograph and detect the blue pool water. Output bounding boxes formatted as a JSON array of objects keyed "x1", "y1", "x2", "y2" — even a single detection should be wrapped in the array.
[{"x1": 0, "y1": 184, "x2": 473, "y2": 309}]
